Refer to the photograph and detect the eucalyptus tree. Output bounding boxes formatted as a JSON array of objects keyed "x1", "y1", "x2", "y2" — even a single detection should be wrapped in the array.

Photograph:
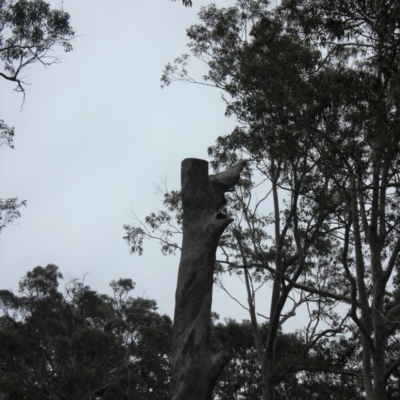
[
  {"x1": 278, "y1": 1, "x2": 400, "y2": 399},
  {"x1": 125, "y1": 0, "x2": 400, "y2": 398},
  {"x1": 0, "y1": 0, "x2": 75, "y2": 232},
  {"x1": 129, "y1": 1, "x2": 352, "y2": 398},
  {"x1": 0, "y1": 265, "x2": 172, "y2": 399},
  {"x1": 212, "y1": 318, "x2": 367, "y2": 400},
  {"x1": 0, "y1": 266, "x2": 368, "y2": 400}
]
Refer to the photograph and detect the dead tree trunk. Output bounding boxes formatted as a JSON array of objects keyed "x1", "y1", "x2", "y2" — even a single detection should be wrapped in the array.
[{"x1": 171, "y1": 158, "x2": 247, "y2": 400}]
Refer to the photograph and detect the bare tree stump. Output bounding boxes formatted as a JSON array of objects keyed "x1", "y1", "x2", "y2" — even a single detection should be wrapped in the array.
[{"x1": 171, "y1": 158, "x2": 247, "y2": 400}]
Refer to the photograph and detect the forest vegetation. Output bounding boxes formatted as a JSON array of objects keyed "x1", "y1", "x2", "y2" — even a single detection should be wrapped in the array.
[
  {"x1": 124, "y1": 0, "x2": 400, "y2": 399},
  {"x1": 1, "y1": 0, "x2": 400, "y2": 399}
]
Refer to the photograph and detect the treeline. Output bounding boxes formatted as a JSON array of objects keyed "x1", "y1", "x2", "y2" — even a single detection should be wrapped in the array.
[
  {"x1": 0, "y1": 265, "x2": 170, "y2": 399},
  {"x1": 0, "y1": 265, "x2": 397, "y2": 399}
]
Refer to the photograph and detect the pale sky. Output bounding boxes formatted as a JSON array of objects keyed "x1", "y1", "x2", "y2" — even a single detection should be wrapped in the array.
[{"x1": 0, "y1": 0, "x2": 306, "y2": 330}]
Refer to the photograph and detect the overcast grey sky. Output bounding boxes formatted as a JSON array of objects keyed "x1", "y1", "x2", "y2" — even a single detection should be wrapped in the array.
[{"x1": 0, "y1": 0, "x2": 306, "y2": 329}]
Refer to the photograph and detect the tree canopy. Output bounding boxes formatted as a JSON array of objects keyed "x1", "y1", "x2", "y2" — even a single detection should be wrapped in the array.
[
  {"x1": 0, "y1": 265, "x2": 172, "y2": 399},
  {"x1": 0, "y1": 266, "x2": 376, "y2": 399},
  {"x1": 127, "y1": 0, "x2": 400, "y2": 399},
  {"x1": 0, "y1": 0, "x2": 74, "y2": 93}
]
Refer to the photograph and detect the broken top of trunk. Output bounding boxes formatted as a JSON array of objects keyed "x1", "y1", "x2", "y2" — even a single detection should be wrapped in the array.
[
  {"x1": 210, "y1": 160, "x2": 248, "y2": 210},
  {"x1": 171, "y1": 158, "x2": 247, "y2": 400}
]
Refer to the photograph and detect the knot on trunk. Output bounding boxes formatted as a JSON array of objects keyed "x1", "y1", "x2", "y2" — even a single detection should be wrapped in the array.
[{"x1": 204, "y1": 212, "x2": 234, "y2": 247}]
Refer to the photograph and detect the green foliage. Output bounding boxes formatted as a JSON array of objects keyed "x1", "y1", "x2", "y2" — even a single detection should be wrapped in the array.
[
  {"x1": 0, "y1": 265, "x2": 370, "y2": 399},
  {"x1": 212, "y1": 319, "x2": 261, "y2": 399},
  {"x1": 0, "y1": 105, "x2": 23, "y2": 236},
  {"x1": 0, "y1": 119, "x2": 14, "y2": 148},
  {"x1": 0, "y1": 197, "x2": 26, "y2": 233},
  {"x1": 0, "y1": 265, "x2": 172, "y2": 399},
  {"x1": 123, "y1": 189, "x2": 182, "y2": 256},
  {"x1": 156, "y1": 0, "x2": 400, "y2": 398},
  {"x1": 211, "y1": 318, "x2": 364, "y2": 400},
  {"x1": 0, "y1": 0, "x2": 74, "y2": 92}
]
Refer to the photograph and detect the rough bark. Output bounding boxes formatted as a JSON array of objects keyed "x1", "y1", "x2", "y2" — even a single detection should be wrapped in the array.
[{"x1": 171, "y1": 158, "x2": 247, "y2": 400}]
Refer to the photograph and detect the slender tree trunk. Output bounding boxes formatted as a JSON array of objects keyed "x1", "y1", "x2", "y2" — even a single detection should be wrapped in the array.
[
  {"x1": 372, "y1": 272, "x2": 388, "y2": 400},
  {"x1": 171, "y1": 158, "x2": 246, "y2": 400},
  {"x1": 350, "y1": 182, "x2": 374, "y2": 400},
  {"x1": 262, "y1": 357, "x2": 276, "y2": 400},
  {"x1": 352, "y1": 171, "x2": 391, "y2": 400},
  {"x1": 260, "y1": 167, "x2": 283, "y2": 400},
  {"x1": 261, "y1": 285, "x2": 289, "y2": 400},
  {"x1": 373, "y1": 338, "x2": 388, "y2": 400}
]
